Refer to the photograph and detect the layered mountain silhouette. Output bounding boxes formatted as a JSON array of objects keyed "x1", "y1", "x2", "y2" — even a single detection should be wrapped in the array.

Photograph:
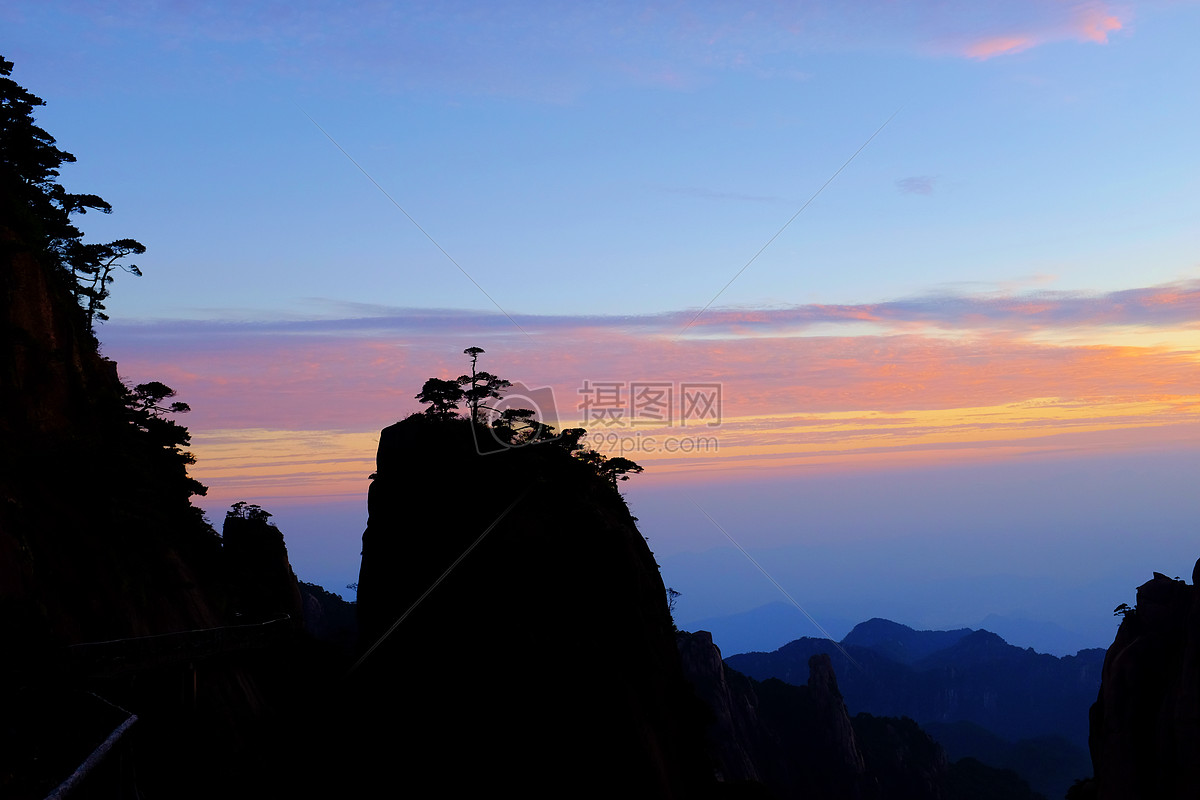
[
  {"x1": 726, "y1": 618, "x2": 1104, "y2": 798},
  {"x1": 680, "y1": 629, "x2": 1053, "y2": 800}
]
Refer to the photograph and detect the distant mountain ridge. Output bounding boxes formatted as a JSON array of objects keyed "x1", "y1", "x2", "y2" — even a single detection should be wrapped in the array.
[
  {"x1": 726, "y1": 618, "x2": 1104, "y2": 798},
  {"x1": 683, "y1": 599, "x2": 1107, "y2": 659},
  {"x1": 841, "y1": 618, "x2": 975, "y2": 665},
  {"x1": 678, "y1": 630, "x2": 1048, "y2": 800}
]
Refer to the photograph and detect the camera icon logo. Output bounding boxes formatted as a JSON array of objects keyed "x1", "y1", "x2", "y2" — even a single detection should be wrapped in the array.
[{"x1": 472, "y1": 381, "x2": 561, "y2": 455}]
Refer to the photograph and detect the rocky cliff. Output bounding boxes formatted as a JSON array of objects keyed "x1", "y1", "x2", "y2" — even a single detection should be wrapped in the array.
[
  {"x1": 0, "y1": 232, "x2": 225, "y2": 649},
  {"x1": 222, "y1": 510, "x2": 303, "y2": 624},
  {"x1": 0, "y1": 226, "x2": 310, "y2": 799},
  {"x1": 677, "y1": 629, "x2": 951, "y2": 799},
  {"x1": 1087, "y1": 565, "x2": 1200, "y2": 800},
  {"x1": 343, "y1": 415, "x2": 713, "y2": 798}
]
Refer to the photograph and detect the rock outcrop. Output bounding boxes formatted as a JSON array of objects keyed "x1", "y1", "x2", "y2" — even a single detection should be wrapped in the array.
[
  {"x1": 676, "y1": 630, "x2": 772, "y2": 786},
  {"x1": 1, "y1": 227, "x2": 311, "y2": 799},
  {"x1": 1088, "y1": 566, "x2": 1200, "y2": 799},
  {"x1": 0, "y1": 232, "x2": 224, "y2": 648},
  {"x1": 222, "y1": 511, "x2": 303, "y2": 624},
  {"x1": 344, "y1": 415, "x2": 712, "y2": 798},
  {"x1": 677, "y1": 630, "x2": 950, "y2": 799}
]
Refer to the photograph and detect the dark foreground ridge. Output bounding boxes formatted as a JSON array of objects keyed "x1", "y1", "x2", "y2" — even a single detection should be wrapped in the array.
[{"x1": 1082, "y1": 565, "x2": 1200, "y2": 800}]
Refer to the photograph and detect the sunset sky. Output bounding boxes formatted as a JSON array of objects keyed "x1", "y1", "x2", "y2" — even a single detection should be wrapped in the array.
[{"x1": 7, "y1": 1, "x2": 1200, "y2": 653}]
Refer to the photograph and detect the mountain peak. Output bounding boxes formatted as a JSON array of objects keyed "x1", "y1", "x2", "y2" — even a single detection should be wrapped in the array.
[
  {"x1": 843, "y1": 618, "x2": 919, "y2": 641},
  {"x1": 841, "y1": 618, "x2": 974, "y2": 665}
]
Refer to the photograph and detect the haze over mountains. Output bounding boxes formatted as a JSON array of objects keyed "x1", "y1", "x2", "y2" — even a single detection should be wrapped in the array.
[
  {"x1": 723, "y1": 618, "x2": 1103, "y2": 798},
  {"x1": 682, "y1": 600, "x2": 1113, "y2": 659}
]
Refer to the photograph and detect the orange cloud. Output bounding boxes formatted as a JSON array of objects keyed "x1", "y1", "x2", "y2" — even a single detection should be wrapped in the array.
[
  {"x1": 965, "y1": 36, "x2": 1038, "y2": 60},
  {"x1": 103, "y1": 280, "x2": 1200, "y2": 502}
]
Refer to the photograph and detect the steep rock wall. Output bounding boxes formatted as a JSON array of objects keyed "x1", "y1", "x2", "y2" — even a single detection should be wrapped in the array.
[
  {"x1": 0, "y1": 233, "x2": 222, "y2": 646},
  {"x1": 1089, "y1": 566, "x2": 1200, "y2": 800},
  {"x1": 348, "y1": 415, "x2": 712, "y2": 798}
]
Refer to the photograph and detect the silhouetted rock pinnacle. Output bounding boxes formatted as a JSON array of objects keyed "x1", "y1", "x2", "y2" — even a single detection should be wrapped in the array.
[{"x1": 343, "y1": 415, "x2": 712, "y2": 798}]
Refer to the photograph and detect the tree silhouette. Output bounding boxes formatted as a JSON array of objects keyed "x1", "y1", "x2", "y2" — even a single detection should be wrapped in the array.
[
  {"x1": 415, "y1": 377, "x2": 465, "y2": 419},
  {"x1": 597, "y1": 456, "x2": 645, "y2": 487},
  {"x1": 667, "y1": 587, "x2": 681, "y2": 615},
  {"x1": 0, "y1": 55, "x2": 144, "y2": 331},
  {"x1": 458, "y1": 346, "x2": 511, "y2": 424},
  {"x1": 124, "y1": 381, "x2": 206, "y2": 500},
  {"x1": 572, "y1": 447, "x2": 645, "y2": 488},
  {"x1": 413, "y1": 349, "x2": 646, "y2": 490},
  {"x1": 67, "y1": 237, "x2": 145, "y2": 324},
  {"x1": 227, "y1": 501, "x2": 273, "y2": 522},
  {"x1": 128, "y1": 380, "x2": 191, "y2": 416},
  {"x1": 491, "y1": 407, "x2": 561, "y2": 446},
  {"x1": 555, "y1": 428, "x2": 588, "y2": 453}
]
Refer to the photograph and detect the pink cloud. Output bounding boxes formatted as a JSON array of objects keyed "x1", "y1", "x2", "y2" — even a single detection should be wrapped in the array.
[
  {"x1": 1075, "y1": 6, "x2": 1123, "y2": 43},
  {"x1": 106, "y1": 305, "x2": 1200, "y2": 429},
  {"x1": 955, "y1": 1, "x2": 1126, "y2": 60},
  {"x1": 964, "y1": 36, "x2": 1038, "y2": 59},
  {"x1": 99, "y1": 278, "x2": 1200, "y2": 500}
]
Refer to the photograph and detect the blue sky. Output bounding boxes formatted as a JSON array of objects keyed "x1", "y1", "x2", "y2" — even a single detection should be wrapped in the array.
[
  {"x1": 7, "y1": 1, "x2": 1200, "y2": 654},
  {"x1": 11, "y1": 1, "x2": 1199, "y2": 319}
]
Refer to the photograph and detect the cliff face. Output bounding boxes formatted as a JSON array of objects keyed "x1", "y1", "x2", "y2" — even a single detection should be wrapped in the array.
[
  {"x1": 0, "y1": 235, "x2": 224, "y2": 647},
  {"x1": 347, "y1": 415, "x2": 712, "y2": 798},
  {"x1": 0, "y1": 231, "x2": 318, "y2": 800},
  {"x1": 222, "y1": 512, "x2": 303, "y2": 624},
  {"x1": 1088, "y1": 566, "x2": 1200, "y2": 800},
  {"x1": 676, "y1": 630, "x2": 771, "y2": 785},
  {"x1": 677, "y1": 630, "x2": 948, "y2": 800},
  {"x1": 0, "y1": 237, "x2": 111, "y2": 442}
]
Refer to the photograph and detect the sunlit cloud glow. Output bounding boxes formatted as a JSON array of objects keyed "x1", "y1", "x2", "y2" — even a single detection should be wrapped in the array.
[
  {"x1": 955, "y1": 1, "x2": 1125, "y2": 60},
  {"x1": 964, "y1": 36, "x2": 1039, "y2": 59},
  {"x1": 104, "y1": 279, "x2": 1200, "y2": 508}
]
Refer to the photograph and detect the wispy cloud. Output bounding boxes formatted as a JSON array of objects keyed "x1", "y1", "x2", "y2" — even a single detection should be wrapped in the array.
[
  {"x1": 104, "y1": 280, "x2": 1200, "y2": 348},
  {"x1": 896, "y1": 176, "x2": 937, "y2": 195},
  {"x1": 956, "y1": 1, "x2": 1125, "y2": 60},
  {"x1": 36, "y1": 0, "x2": 1134, "y2": 100},
  {"x1": 963, "y1": 35, "x2": 1040, "y2": 60}
]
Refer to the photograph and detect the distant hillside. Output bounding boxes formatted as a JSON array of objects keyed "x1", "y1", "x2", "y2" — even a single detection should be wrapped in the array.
[
  {"x1": 842, "y1": 618, "x2": 974, "y2": 665},
  {"x1": 682, "y1": 601, "x2": 1106, "y2": 661},
  {"x1": 726, "y1": 619, "x2": 1103, "y2": 798},
  {"x1": 679, "y1": 629, "x2": 1049, "y2": 800},
  {"x1": 923, "y1": 720, "x2": 1089, "y2": 800},
  {"x1": 682, "y1": 601, "x2": 857, "y2": 656}
]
